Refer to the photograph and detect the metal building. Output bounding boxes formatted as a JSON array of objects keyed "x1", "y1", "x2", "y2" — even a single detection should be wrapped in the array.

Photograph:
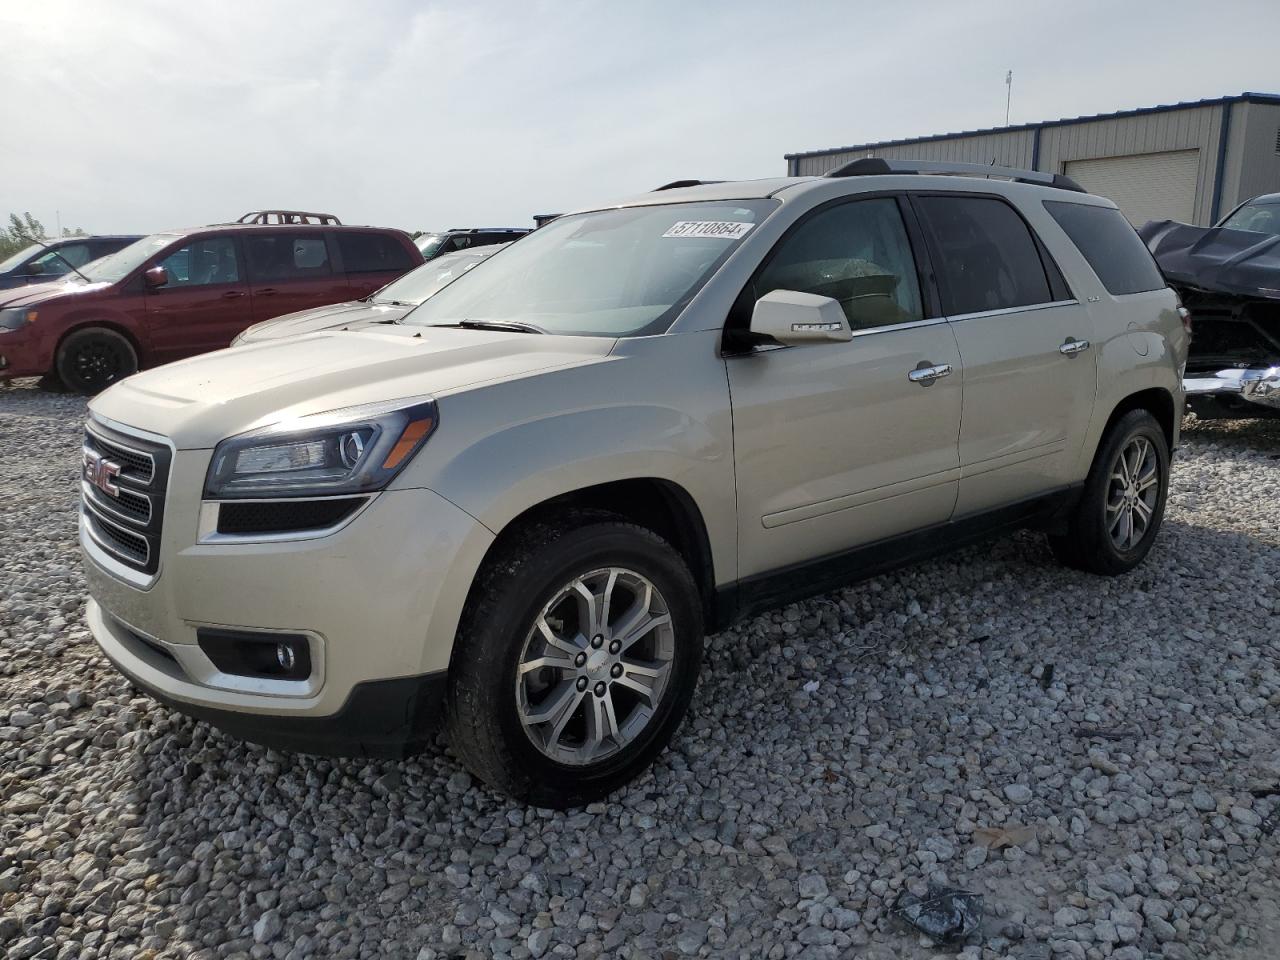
[{"x1": 785, "y1": 93, "x2": 1280, "y2": 227}]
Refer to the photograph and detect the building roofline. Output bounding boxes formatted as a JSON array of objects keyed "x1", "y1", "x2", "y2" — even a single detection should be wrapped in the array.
[{"x1": 784, "y1": 92, "x2": 1280, "y2": 161}]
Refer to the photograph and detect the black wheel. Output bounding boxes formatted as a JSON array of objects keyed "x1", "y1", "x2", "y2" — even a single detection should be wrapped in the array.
[
  {"x1": 445, "y1": 511, "x2": 703, "y2": 807},
  {"x1": 55, "y1": 327, "x2": 138, "y2": 395},
  {"x1": 1049, "y1": 409, "x2": 1170, "y2": 575}
]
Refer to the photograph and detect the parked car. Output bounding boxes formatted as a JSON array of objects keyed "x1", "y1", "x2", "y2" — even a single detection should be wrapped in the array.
[
  {"x1": 0, "y1": 235, "x2": 141, "y2": 290},
  {"x1": 231, "y1": 244, "x2": 507, "y2": 346},
  {"x1": 80, "y1": 160, "x2": 1187, "y2": 806},
  {"x1": 0, "y1": 214, "x2": 421, "y2": 393},
  {"x1": 1139, "y1": 193, "x2": 1280, "y2": 418},
  {"x1": 415, "y1": 227, "x2": 529, "y2": 260}
]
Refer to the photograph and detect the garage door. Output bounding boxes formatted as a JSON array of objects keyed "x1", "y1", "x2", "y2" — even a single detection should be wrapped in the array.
[{"x1": 1064, "y1": 150, "x2": 1200, "y2": 226}]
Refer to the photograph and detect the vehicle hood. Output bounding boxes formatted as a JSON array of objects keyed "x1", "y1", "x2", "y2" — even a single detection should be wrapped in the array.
[
  {"x1": 235, "y1": 301, "x2": 412, "y2": 344},
  {"x1": 0, "y1": 279, "x2": 113, "y2": 309},
  {"x1": 90, "y1": 325, "x2": 617, "y2": 449},
  {"x1": 1139, "y1": 220, "x2": 1280, "y2": 300}
]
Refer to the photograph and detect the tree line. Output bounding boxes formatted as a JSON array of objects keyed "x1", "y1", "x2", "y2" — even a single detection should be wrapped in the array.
[{"x1": 0, "y1": 213, "x2": 87, "y2": 260}]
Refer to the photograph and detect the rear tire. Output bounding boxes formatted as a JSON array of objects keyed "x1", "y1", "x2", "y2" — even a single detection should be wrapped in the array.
[
  {"x1": 55, "y1": 327, "x2": 138, "y2": 395},
  {"x1": 445, "y1": 511, "x2": 703, "y2": 807},
  {"x1": 1049, "y1": 409, "x2": 1170, "y2": 575}
]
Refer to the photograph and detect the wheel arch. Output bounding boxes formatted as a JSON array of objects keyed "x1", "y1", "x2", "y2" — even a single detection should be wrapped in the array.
[
  {"x1": 469, "y1": 477, "x2": 718, "y2": 630},
  {"x1": 1099, "y1": 386, "x2": 1177, "y2": 454},
  {"x1": 56, "y1": 319, "x2": 146, "y2": 366}
]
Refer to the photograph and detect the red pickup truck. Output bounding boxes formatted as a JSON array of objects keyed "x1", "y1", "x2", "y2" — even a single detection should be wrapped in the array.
[{"x1": 0, "y1": 213, "x2": 422, "y2": 393}]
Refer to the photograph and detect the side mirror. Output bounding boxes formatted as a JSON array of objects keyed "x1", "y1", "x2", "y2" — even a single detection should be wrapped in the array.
[
  {"x1": 143, "y1": 266, "x2": 169, "y2": 289},
  {"x1": 25, "y1": 261, "x2": 44, "y2": 276},
  {"x1": 749, "y1": 289, "x2": 852, "y2": 345}
]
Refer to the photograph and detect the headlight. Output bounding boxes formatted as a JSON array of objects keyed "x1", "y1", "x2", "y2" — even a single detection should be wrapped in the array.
[
  {"x1": 204, "y1": 398, "x2": 437, "y2": 499},
  {"x1": 0, "y1": 308, "x2": 36, "y2": 332}
]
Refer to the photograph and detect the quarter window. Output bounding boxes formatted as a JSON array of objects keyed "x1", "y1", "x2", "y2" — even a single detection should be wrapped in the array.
[
  {"x1": 244, "y1": 233, "x2": 332, "y2": 282},
  {"x1": 337, "y1": 233, "x2": 414, "y2": 273},
  {"x1": 1044, "y1": 200, "x2": 1166, "y2": 295},
  {"x1": 156, "y1": 238, "x2": 240, "y2": 287},
  {"x1": 915, "y1": 196, "x2": 1052, "y2": 315},
  {"x1": 752, "y1": 197, "x2": 924, "y2": 330}
]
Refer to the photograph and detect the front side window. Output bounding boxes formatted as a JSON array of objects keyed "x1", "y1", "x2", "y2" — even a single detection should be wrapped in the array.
[
  {"x1": 402, "y1": 200, "x2": 778, "y2": 337},
  {"x1": 750, "y1": 197, "x2": 924, "y2": 330},
  {"x1": 1044, "y1": 200, "x2": 1165, "y2": 296},
  {"x1": 0, "y1": 243, "x2": 42, "y2": 274},
  {"x1": 338, "y1": 232, "x2": 414, "y2": 273},
  {"x1": 1217, "y1": 200, "x2": 1280, "y2": 237},
  {"x1": 157, "y1": 237, "x2": 240, "y2": 287},
  {"x1": 32, "y1": 243, "x2": 92, "y2": 276},
  {"x1": 915, "y1": 196, "x2": 1052, "y2": 315},
  {"x1": 244, "y1": 233, "x2": 331, "y2": 282}
]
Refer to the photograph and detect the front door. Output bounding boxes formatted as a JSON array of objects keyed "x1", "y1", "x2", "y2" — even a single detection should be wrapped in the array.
[
  {"x1": 144, "y1": 234, "x2": 251, "y2": 360},
  {"x1": 726, "y1": 196, "x2": 963, "y2": 579},
  {"x1": 911, "y1": 194, "x2": 1098, "y2": 515}
]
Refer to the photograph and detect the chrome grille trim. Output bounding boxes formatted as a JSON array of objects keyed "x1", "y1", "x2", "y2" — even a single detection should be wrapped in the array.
[
  {"x1": 81, "y1": 419, "x2": 172, "y2": 577},
  {"x1": 85, "y1": 423, "x2": 155, "y2": 483},
  {"x1": 82, "y1": 505, "x2": 150, "y2": 566},
  {"x1": 81, "y1": 474, "x2": 152, "y2": 526}
]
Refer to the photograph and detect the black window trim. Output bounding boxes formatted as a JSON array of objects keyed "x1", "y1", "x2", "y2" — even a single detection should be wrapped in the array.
[
  {"x1": 722, "y1": 189, "x2": 944, "y2": 354},
  {"x1": 905, "y1": 190, "x2": 1079, "y2": 322}
]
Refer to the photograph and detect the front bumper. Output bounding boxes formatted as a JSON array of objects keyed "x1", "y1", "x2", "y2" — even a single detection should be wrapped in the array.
[
  {"x1": 1183, "y1": 367, "x2": 1280, "y2": 415},
  {"x1": 83, "y1": 453, "x2": 495, "y2": 752}
]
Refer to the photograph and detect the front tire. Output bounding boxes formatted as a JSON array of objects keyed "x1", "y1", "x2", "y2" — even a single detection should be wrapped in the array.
[
  {"x1": 445, "y1": 512, "x2": 703, "y2": 807},
  {"x1": 1050, "y1": 409, "x2": 1170, "y2": 575},
  {"x1": 55, "y1": 327, "x2": 138, "y2": 395}
]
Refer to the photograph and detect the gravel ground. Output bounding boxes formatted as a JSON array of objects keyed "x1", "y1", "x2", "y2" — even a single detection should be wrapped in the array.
[{"x1": 1, "y1": 380, "x2": 1278, "y2": 960}]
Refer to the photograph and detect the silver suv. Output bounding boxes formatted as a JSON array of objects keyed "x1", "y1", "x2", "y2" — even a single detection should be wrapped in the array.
[{"x1": 80, "y1": 160, "x2": 1188, "y2": 806}]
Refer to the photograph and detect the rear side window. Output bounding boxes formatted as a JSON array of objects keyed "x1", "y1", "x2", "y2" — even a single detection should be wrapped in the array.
[
  {"x1": 915, "y1": 196, "x2": 1052, "y2": 315},
  {"x1": 244, "y1": 233, "x2": 331, "y2": 282},
  {"x1": 1044, "y1": 200, "x2": 1166, "y2": 295},
  {"x1": 338, "y1": 232, "x2": 414, "y2": 273},
  {"x1": 751, "y1": 197, "x2": 923, "y2": 331}
]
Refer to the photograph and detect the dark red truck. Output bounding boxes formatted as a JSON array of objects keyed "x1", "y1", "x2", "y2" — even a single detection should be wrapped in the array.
[{"x1": 0, "y1": 211, "x2": 422, "y2": 393}]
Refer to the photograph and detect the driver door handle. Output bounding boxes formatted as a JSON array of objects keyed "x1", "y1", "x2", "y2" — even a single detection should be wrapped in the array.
[
  {"x1": 221, "y1": 290, "x2": 245, "y2": 299},
  {"x1": 908, "y1": 361, "x2": 953, "y2": 385}
]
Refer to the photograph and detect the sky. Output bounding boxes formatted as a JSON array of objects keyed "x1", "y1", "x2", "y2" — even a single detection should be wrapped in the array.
[{"x1": 2, "y1": 0, "x2": 1278, "y2": 236}]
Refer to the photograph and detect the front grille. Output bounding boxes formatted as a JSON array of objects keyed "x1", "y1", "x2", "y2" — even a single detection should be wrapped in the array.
[
  {"x1": 82, "y1": 421, "x2": 171, "y2": 576},
  {"x1": 216, "y1": 497, "x2": 365, "y2": 535}
]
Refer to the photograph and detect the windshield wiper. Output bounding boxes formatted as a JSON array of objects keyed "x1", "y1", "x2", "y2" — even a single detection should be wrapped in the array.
[
  {"x1": 434, "y1": 319, "x2": 545, "y2": 334},
  {"x1": 370, "y1": 298, "x2": 416, "y2": 308}
]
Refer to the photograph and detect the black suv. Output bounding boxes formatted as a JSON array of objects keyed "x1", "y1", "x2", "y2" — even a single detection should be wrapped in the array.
[
  {"x1": 0, "y1": 236, "x2": 141, "y2": 291},
  {"x1": 415, "y1": 227, "x2": 529, "y2": 261}
]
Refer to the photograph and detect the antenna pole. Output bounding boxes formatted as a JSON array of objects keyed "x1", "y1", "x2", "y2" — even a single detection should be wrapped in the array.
[{"x1": 1005, "y1": 71, "x2": 1013, "y2": 126}]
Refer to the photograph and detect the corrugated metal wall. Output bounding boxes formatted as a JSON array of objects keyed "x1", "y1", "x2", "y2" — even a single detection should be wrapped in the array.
[
  {"x1": 1225, "y1": 101, "x2": 1280, "y2": 211},
  {"x1": 787, "y1": 102, "x2": 1246, "y2": 225}
]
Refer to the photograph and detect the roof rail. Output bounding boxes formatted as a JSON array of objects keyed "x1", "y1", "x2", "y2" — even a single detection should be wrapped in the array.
[
  {"x1": 236, "y1": 210, "x2": 343, "y2": 225},
  {"x1": 652, "y1": 180, "x2": 725, "y2": 192},
  {"x1": 824, "y1": 158, "x2": 1086, "y2": 193}
]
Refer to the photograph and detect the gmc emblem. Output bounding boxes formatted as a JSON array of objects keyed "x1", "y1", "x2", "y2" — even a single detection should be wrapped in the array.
[{"x1": 83, "y1": 450, "x2": 122, "y2": 498}]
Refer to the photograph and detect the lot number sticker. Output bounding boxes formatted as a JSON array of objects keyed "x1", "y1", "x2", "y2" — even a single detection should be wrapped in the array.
[{"x1": 662, "y1": 221, "x2": 755, "y2": 240}]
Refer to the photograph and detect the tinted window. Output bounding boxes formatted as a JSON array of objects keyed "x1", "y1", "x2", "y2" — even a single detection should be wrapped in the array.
[
  {"x1": 157, "y1": 237, "x2": 240, "y2": 287},
  {"x1": 338, "y1": 232, "x2": 414, "y2": 273},
  {"x1": 244, "y1": 233, "x2": 331, "y2": 282},
  {"x1": 31, "y1": 243, "x2": 92, "y2": 276},
  {"x1": 1044, "y1": 200, "x2": 1167, "y2": 295},
  {"x1": 752, "y1": 197, "x2": 923, "y2": 330},
  {"x1": 915, "y1": 196, "x2": 1051, "y2": 315}
]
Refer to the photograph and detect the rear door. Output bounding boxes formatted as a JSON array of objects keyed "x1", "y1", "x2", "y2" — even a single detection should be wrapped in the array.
[
  {"x1": 912, "y1": 193, "x2": 1097, "y2": 515},
  {"x1": 336, "y1": 231, "x2": 419, "y2": 299},
  {"x1": 243, "y1": 231, "x2": 350, "y2": 322},
  {"x1": 144, "y1": 233, "x2": 252, "y2": 360},
  {"x1": 726, "y1": 195, "x2": 963, "y2": 578}
]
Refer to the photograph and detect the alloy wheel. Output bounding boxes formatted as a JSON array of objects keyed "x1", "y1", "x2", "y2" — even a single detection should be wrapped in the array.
[
  {"x1": 515, "y1": 566, "x2": 675, "y2": 766},
  {"x1": 1105, "y1": 435, "x2": 1160, "y2": 551}
]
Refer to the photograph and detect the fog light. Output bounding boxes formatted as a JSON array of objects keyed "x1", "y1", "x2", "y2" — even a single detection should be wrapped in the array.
[{"x1": 197, "y1": 628, "x2": 312, "y2": 681}]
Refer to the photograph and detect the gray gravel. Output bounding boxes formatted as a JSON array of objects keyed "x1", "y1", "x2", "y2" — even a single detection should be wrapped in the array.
[{"x1": 2, "y1": 379, "x2": 1278, "y2": 960}]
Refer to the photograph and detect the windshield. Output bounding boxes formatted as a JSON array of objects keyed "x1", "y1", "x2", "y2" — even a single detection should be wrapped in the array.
[
  {"x1": 371, "y1": 247, "x2": 503, "y2": 305},
  {"x1": 415, "y1": 233, "x2": 447, "y2": 258},
  {"x1": 1218, "y1": 201, "x2": 1280, "y2": 237},
  {"x1": 0, "y1": 243, "x2": 42, "y2": 273},
  {"x1": 402, "y1": 200, "x2": 778, "y2": 336},
  {"x1": 81, "y1": 233, "x2": 180, "y2": 283}
]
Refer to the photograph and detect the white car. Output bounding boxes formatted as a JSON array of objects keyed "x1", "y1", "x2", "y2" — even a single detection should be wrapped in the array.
[{"x1": 80, "y1": 161, "x2": 1187, "y2": 806}]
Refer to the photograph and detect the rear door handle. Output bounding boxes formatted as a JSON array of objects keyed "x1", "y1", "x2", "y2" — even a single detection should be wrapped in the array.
[
  {"x1": 908, "y1": 361, "x2": 953, "y2": 385},
  {"x1": 257, "y1": 288, "x2": 278, "y2": 296},
  {"x1": 1059, "y1": 337, "x2": 1090, "y2": 356}
]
